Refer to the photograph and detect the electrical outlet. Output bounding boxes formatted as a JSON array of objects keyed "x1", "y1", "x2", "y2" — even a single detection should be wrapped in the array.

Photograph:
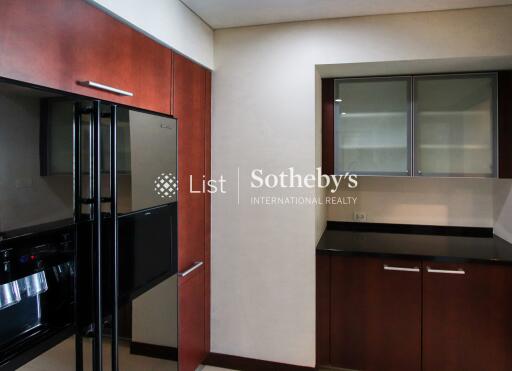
[{"x1": 353, "y1": 212, "x2": 367, "y2": 222}]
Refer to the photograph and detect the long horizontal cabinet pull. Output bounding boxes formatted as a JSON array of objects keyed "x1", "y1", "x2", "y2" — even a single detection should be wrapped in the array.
[
  {"x1": 383, "y1": 264, "x2": 420, "y2": 272},
  {"x1": 426, "y1": 267, "x2": 465, "y2": 275},
  {"x1": 178, "y1": 261, "x2": 204, "y2": 277},
  {"x1": 78, "y1": 81, "x2": 134, "y2": 97}
]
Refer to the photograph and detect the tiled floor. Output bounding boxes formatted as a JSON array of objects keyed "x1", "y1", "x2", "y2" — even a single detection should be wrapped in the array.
[{"x1": 19, "y1": 336, "x2": 235, "y2": 371}]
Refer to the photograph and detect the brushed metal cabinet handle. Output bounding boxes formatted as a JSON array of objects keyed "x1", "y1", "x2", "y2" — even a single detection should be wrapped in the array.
[
  {"x1": 426, "y1": 267, "x2": 465, "y2": 275},
  {"x1": 383, "y1": 264, "x2": 420, "y2": 272},
  {"x1": 79, "y1": 81, "x2": 134, "y2": 97},
  {"x1": 178, "y1": 261, "x2": 204, "y2": 277}
]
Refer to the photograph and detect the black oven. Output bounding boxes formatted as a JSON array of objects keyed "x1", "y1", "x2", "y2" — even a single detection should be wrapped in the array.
[{"x1": 0, "y1": 225, "x2": 75, "y2": 369}]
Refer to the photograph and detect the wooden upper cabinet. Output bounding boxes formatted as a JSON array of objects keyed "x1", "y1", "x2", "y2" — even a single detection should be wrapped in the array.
[
  {"x1": 330, "y1": 256, "x2": 422, "y2": 371},
  {"x1": 0, "y1": 0, "x2": 172, "y2": 114},
  {"x1": 423, "y1": 262, "x2": 512, "y2": 371},
  {"x1": 324, "y1": 73, "x2": 503, "y2": 178}
]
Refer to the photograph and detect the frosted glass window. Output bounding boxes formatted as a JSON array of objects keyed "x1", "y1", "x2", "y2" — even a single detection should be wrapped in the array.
[
  {"x1": 334, "y1": 78, "x2": 411, "y2": 175},
  {"x1": 414, "y1": 74, "x2": 496, "y2": 177}
]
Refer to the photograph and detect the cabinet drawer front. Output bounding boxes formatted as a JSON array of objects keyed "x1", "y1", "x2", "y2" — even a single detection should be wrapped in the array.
[
  {"x1": 330, "y1": 256, "x2": 422, "y2": 371},
  {"x1": 0, "y1": 0, "x2": 171, "y2": 114},
  {"x1": 423, "y1": 262, "x2": 512, "y2": 371}
]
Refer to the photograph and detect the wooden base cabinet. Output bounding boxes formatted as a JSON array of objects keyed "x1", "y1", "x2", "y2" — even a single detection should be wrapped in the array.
[
  {"x1": 319, "y1": 256, "x2": 512, "y2": 371},
  {"x1": 330, "y1": 256, "x2": 422, "y2": 371},
  {"x1": 423, "y1": 262, "x2": 512, "y2": 371}
]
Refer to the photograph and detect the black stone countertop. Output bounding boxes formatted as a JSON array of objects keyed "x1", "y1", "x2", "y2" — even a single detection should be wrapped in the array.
[{"x1": 317, "y1": 222, "x2": 512, "y2": 264}]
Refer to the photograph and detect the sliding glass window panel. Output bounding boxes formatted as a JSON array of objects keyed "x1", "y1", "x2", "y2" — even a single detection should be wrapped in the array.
[
  {"x1": 334, "y1": 77, "x2": 411, "y2": 175},
  {"x1": 414, "y1": 74, "x2": 497, "y2": 177}
]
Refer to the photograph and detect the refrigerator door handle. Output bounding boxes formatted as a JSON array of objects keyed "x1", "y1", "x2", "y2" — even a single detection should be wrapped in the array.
[
  {"x1": 73, "y1": 103, "x2": 84, "y2": 371},
  {"x1": 73, "y1": 103, "x2": 82, "y2": 222},
  {"x1": 110, "y1": 105, "x2": 119, "y2": 371},
  {"x1": 91, "y1": 101, "x2": 103, "y2": 371}
]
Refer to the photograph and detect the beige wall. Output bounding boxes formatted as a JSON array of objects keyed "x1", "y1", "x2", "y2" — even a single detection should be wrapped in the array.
[
  {"x1": 328, "y1": 177, "x2": 495, "y2": 227},
  {"x1": 494, "y1": 179, "x2": 512, "y2": 241},
  {"x1": 212, "y1": 6, "x2": 512, "y2": 367}
]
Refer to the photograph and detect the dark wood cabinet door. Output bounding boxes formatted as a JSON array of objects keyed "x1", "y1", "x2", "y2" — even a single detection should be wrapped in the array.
[
  {"x1": 0, "y1": 0, "x2": 171, "y2": 114},
  {"x1": 316, "y1": 255, "x2": 331, "y2": 366},
  {"x1": 174, "y1": 53, "x2": 206, "y2": 273},
  {"x1": 179, "y1": 265, "x2": 206, "y2": 371},
  {"x1": 174, "y1": 53, "x2": 210, "y2": 371},
  {"x1": 423, "y1": 262, "x2": 512, "y2": 371},
  {"x1": 330, "y1": 256, "x2": 422, "y2": 371}
]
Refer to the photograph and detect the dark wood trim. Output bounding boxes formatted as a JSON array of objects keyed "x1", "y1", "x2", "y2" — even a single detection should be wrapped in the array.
[
  {"x1": 316, "y1": 255, "x2": 330, "y2": 366},
  {"x1": 321, "y1": 78, "x2": 334, "y2": 175},
  {"x1": 204, "y1": 68, "x2": 212, "y2": 354},
  {"x1": 498, "y1": 71, "x2": 512, "y2": 178},
  {"x1": 129, "y1": 341, "x2": 178, "y2": 361},
  {"x1": 205, "y1": 353, "x2": 315, "y2": 371},
  {"x1": 326, "y1": 221, "x2": 493, "y2": 238}
]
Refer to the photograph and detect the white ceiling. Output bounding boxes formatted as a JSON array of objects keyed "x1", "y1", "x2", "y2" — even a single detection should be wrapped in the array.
[{"x1": 181, "y1": 0, "x2": 512, "y2": 29}]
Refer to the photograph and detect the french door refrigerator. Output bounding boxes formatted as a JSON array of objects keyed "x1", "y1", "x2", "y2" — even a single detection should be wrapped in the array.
[{"x1": 0, "y1": 79, "x2": 178, "y2": 371}]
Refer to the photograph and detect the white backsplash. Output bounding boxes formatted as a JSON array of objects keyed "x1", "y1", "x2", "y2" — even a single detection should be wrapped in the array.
[{"x1": 327, "y1": 176, "x2": 497, "y2": 228}]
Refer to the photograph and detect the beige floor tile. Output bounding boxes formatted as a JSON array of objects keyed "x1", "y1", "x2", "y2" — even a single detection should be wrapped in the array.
[
  {"x1": 19, "y1": 336, "x2": 177, "y2": 371},
  {"x1": 19, "y1": 336, "x2": 239, "y2": 371}
]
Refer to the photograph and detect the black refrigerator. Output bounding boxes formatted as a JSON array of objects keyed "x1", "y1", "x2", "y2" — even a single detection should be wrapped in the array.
[{"x1": 0, "y1": 79, "x2": 179, "y2": 371}]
